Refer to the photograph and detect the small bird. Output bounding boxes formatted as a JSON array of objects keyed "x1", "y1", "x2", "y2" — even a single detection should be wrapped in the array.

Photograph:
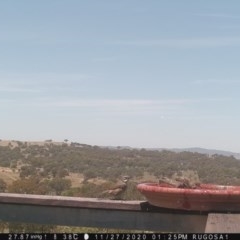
[
  {"x1": 158, "y1": 176, "x2": 200, "y2": 189},
  {"x1": 100, "y1": 176, "x2": 130, "y2": 200}
]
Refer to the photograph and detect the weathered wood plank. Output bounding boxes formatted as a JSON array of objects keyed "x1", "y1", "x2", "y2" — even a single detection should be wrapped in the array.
[{"x1": 205, "y1": 214, "x2": 240, "y2": 233}]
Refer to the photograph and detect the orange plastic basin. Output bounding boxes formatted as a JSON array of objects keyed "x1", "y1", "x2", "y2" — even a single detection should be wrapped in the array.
[{"x1": 137, "y1": 183, "x2": 240, "y2": 211}]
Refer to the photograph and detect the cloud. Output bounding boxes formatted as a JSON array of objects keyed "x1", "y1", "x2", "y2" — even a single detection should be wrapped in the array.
[
  {"x1": 112, "y1": 37, "x2": 240, "y2": 48},
  {"x1": 47, "y1": 98, "x2": 188, "y2": 108},
  {"x1": 196, "y1": 13, "x2": 240, "y2": 20},
  {"x1": 0, "y1": 29, "x2": 77, "y2": 45},
  {"x1": 35, "y1": 97, "x2": 225, "y2": 116},
  {"x1": 0, "y1": 96, "x2": 229, "y2": 120},
  {"x1": 191, "y1": 79, "x2": 240, "y2": 85},
  {"x1": 23, "y1": 98, "x2": 188, "y2": 117},
  {"x1": 0, "y1": 87, "x2": 41, "y2": 93},
  {"x1": 0, "y1": 72, "x2": 92, "y2": 83},
  {"x1": 0, "y1": 72, "x2": 93, "y2": 95},
  {"x1": 92, "y1": 57, "x2": 118, "y2": 62},
  {"x1": 8, "y1": 97, "x2": 224, "y2": 108}
]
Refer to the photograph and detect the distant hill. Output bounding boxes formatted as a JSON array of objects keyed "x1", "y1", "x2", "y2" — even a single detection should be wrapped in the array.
[
  {"x1": 165, "y1": 147, "x2": 240, "y2": 160},
  {"x1": 104, "y1": 145, "x2": 240, "y2": 160},
  {"x1": 1, "y1": 139, "x2": 240, "y2": 160}
]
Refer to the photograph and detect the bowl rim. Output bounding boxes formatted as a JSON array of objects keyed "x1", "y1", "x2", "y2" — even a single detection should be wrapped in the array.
[{"x1": 137, "y1": 182, "x2": 240, "y2": 196}]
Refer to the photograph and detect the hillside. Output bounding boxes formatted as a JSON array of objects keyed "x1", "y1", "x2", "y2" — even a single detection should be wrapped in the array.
[
  {"x1": 165, "y1": 147, "x2": 240, "y2": 160},
  {"x1": 103, "y1": 145, "x2": 240, "y2": 159},
  {"x1": 1, "y1": 139, "x2": 240, "y2": 232},
  {"x1": 0, "y1": 140, "x2": 240, "y2": 191}
]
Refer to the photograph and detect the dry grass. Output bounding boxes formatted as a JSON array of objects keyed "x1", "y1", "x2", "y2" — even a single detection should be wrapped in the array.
[
  {"x1": 65, "y1": 173, "x2": 85, "y2": 188},
  {"x1": 0, "y1": 167, "x2": 19, "y2": 186},
  {"x1": 0, "y1": 141, "x2": 19, "y2": 148},
  {"x1": 136, "y1": 172, "x2": 158, "y2": 183},
  {"x1": 87, "y1": 177, "x2": 108, "y2": 185}
]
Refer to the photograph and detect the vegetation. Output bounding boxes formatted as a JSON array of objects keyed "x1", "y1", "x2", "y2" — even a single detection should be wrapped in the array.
[
  {"x1": 0, "y1": 179, "x2": 7, "y2": 192},
  {"x1": 1, "y1": 142, "x2": 240, "y2": 193},
  {"x1": 1, "y1": 140, "x2": 240, "y2": 232}
]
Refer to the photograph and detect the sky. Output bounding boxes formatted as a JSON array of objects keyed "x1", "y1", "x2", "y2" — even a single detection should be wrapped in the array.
[{"x1": 1, "y1": 1, "x2": 240, "y2": 152}]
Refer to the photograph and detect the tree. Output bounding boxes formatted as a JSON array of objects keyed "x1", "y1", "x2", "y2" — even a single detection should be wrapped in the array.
[
  {"x1": 83, "y1": 169, "x2": 97, "y2": 181},
  {"x1": 0, "y1": 179, "x2": 7, "y2": 192},
  {"x1": 20, "y1": 165, "x2": 36, "y2": 178},
  {"x1": 47, "y1": 178, "x2": 71, "y2": 195},
  {"x1": 8, "y1": 177, "x2": 49, "y2": 195},
  {"x1": 57, "y1": 168, "x2": 69, "y2": 178}
]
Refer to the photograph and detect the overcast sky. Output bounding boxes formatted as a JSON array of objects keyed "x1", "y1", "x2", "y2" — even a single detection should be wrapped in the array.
[{"x1": 1, "y1": 1, "x2": 240, "y2": 152}]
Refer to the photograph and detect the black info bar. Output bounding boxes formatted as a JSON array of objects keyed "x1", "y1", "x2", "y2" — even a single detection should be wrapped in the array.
[{"x1": 3, "y1": 233, "x2": 235, "y2": 240}]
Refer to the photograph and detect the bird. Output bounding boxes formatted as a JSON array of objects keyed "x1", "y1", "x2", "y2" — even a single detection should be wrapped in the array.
[
  {"x1": 99, "y1": 175, "x2": 130, "y2": 200},
  {"x1": 158, "y1": 176, "x2": 200, "y2": 189}
]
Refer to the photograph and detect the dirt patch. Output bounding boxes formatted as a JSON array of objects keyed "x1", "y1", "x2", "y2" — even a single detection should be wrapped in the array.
[
  {"x1": 0, "y1": 140, "x2": 19, "y2": 148},
  {"x1": 87, "y1": 178, "x2": 108, "y2": 185},
  {"x1": 136, "y1": 172, "x2": 158, "y2": 183},
  {"x1": 0, "y1": 167, "x2": 19, "y2": 186},
  {"x1": 65, "y1": 173, "x2": 85, "y2": 188}
]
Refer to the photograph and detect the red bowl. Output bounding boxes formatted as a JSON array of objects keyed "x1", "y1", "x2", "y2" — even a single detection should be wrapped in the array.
[{"x1": 137, "y1": 183, "x2": 240, "y2": 211}]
